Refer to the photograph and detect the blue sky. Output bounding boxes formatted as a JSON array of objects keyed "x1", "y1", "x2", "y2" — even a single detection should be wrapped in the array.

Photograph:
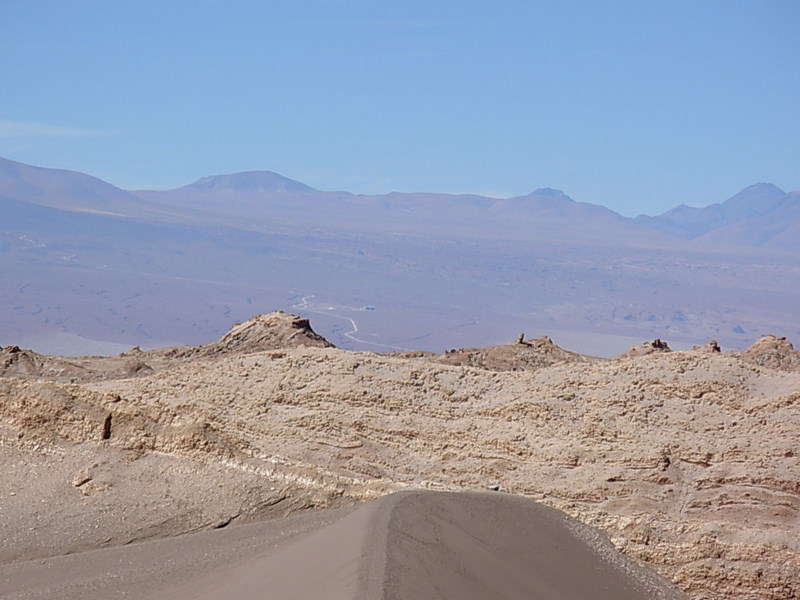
[{"x1": 2, "y1": 0, "x2": 798, "y2": 215}]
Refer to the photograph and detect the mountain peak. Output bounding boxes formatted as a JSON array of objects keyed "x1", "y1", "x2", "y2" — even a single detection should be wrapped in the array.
[
  {"x1": 723, "y1": 182, "x2": 785, "y2": 210},
  {"x1": 635, "y1": 182, "x2": 789, "y2": 240},
  {"x1": 738, "y1": 182, "x2": 784, "y2": 193},
  {"x1": 529, "y1": 188, "x2": 573, "y2": 201},
  {"x1": 185, "y1": 170, "x2": 315, "y2": 193}
]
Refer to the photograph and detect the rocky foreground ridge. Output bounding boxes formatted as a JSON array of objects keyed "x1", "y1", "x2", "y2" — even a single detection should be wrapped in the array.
[{"x1": 1, "y1": 312, "x2": 799, "y2": 600}]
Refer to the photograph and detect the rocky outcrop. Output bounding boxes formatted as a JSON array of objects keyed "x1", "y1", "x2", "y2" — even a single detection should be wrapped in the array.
[
  {"x1": 1, "y1": 344, "x2": 155, "y2": 383},
  {"x1": 618, "y1": 338, "x2": 672, "y2": 358},
  {"x1": 166, "y1": 311, "x2": 334, "y2": 358},
  {"x1": 691, "y1": 340, "x2": 721, "y2": 353},
  {"x1": 738, "y1": 334, "x2": 800, "y2": 372},
  {"x1": 1, "y1": 345, "x2": 48, "y2": 377},
  {"x1": 435, "y1": 335, "x2": 593, "y2": 372}
]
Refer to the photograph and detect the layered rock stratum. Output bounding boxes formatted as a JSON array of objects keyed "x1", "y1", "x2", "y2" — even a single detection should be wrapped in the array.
[{"x1": 1, "y1": 312, "x2": 798, "y2": 599}]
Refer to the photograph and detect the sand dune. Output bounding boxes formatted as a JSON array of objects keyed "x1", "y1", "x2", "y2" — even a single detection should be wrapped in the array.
[
  {"x1": 378, "y1": 491, "x2": 685, "y2": 600},
  {"x1": 0, "y1": 491, "x2": 687, "y2": 600}
]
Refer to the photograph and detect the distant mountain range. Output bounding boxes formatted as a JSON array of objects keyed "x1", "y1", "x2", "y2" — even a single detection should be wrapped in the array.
[
  {"x1": 140, "y1": 169, "x2": 800, "y2": 249},
  {"x1": 141, "y1": 173, "x2": 800, "y2": 250},
  {"x1": 1, "y1": 155, "x2": 799, "y2": 357},
  {"x1": 634, "y1": 182, "x2": 797, "y2": 249},
  {"x1": 3, "y1": 156, "x2": 797, "y2": 250}
]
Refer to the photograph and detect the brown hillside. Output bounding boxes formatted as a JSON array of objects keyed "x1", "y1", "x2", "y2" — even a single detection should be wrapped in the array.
[{"x1": 1, "y1": 316, "x2": 798, "y2": 600}]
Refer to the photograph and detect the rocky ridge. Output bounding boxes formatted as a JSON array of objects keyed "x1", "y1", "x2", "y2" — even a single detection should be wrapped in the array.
[
  {"x1": 0, "y1": 311, "x2": 331, "y2": 383},
  {"x1": 431, "y1": 334, "x2": 594, "y2": 371},
  {"x1": 1, "y1": 317, "x2": 798, "y2": 600}
]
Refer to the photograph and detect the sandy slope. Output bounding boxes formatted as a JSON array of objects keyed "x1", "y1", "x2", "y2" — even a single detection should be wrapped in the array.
[
  {"x1": 0, "y1": 503, "x2": 355, "y2": 600},
  {"x1": 378, "y1": 491, "x2": 685, "y2": 600},
  {"x1": 0, "y1": 491, "x2": 687, "y2": 600}
]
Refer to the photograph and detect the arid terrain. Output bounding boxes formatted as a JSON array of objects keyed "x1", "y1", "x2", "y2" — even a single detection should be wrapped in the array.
[
  {"x1": 1, "y1": 312, "x2": 798, "y2": 599},
  {"x1": 3, "y1": 157, "x2": 800, "y2": 358}
]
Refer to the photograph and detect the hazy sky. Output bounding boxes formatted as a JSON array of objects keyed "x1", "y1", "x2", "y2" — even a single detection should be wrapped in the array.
[{"x1": 2, "y1": 0, "x2": 798, "y2": 215}]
